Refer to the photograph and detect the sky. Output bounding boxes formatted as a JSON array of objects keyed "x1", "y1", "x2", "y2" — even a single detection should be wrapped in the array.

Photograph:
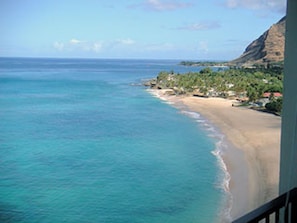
[{"x1": 0, "y1": 0, "x2": 286, "y2": 60}]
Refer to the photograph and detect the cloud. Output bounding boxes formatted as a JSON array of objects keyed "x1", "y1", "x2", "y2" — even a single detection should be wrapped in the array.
[
  {"x1": 132, "y1": 0, "x2": 193, "y2": 11},
  {"x1": 53, "y1": 41, "x2": 64, "y2": 51},
  {"x1": 53, "y1": 39, "x2": 98, "y2": 52},
  {"x1": 92, "y1": 42, "x2": 103, "y2": 52},
  {"x1": 69, "y1": 38, "x2": 84, "y2": 44},
  {"x1": 178, "y1": 21, "x2": 221, "y2": 31},
  {"x1": 115, "y1": 38, "x2": 135, "y2": 45},
  {"x1": 224, "y1": 0, "x2": 286, "y2": 13},
  {"x1": 53, "y1": 38, "x2": 135, "y2": 53}
]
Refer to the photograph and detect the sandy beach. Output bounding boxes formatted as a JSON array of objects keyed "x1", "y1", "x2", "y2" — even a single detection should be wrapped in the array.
[{"x1": 154, "y1": 91, "x2": 281, "y2": 220}]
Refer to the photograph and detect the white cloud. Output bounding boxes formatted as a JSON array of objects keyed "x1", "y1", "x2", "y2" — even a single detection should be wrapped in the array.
[
  {"x1": 53, "y1": 39, "x2": 94, "y2": 53},
  {"x1": 53, "y1": 38, "x2": 136, "y2": 54},
  {"x1": 92, "y1": 42, "x2": 103, "y2": 52},
  {"x1": 178, "y1": 21, "x2": 220, "y2": 31},
  {"x1": 116, "y1": 38, "x2": 135, "y2": 45},
  {"x1": 132, "y1": 0, "x2": 193, "y2": 11},
  {"x1": 225, "y1": 0, "x2": 237, "y2": 8},
  {"x1": 224, "y1": 0, "x2": 286, "y2": 13},
  {"x1": 53, "y1": 41, "x2": 64, "y2": 51},
  {"x1": 69, "y1": 38, "x2": 83, "y2": 44}
]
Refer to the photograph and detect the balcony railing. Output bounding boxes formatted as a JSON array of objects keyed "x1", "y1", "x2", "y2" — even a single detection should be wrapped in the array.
[{"x1": 232, "y1": 187, "x2": 297, "y2": 223}]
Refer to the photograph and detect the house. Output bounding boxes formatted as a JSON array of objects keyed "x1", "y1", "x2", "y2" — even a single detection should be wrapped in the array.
[
  {"x1": 256, "y1": 98, "x2": 270, "y2": 107},
  {"x1": 262, "y1": 92, "x2": 283, "y2": 98},
  {"x1": 256, "y1": 92, "x2": 283, "y2": 107}
]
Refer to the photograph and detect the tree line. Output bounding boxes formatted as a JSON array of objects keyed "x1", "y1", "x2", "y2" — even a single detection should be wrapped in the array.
[{"x1": 154, "y1": 67, "x2": 283, "y2": 113}]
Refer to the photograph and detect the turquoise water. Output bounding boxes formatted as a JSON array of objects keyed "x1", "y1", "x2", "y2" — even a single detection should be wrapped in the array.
[{"x1": 0, "y1": 58, "x2": 227, "y2": 223}]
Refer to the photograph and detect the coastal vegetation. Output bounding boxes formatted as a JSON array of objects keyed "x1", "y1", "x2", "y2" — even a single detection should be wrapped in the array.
[
  {"x1": 180, "y1": 60, "x2": 284, "y2": 69},
  {"x1": 146, "y1": 67, "x2": 283, "y2": 113},
  {"x1": 179, "y1": 61, "x2": 228, "y2": 67}
]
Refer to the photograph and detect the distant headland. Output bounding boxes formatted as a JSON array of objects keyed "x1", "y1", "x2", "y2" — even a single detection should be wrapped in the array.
[{"x1": 180, "y1": 16, "x2": 285, "y2": 68}]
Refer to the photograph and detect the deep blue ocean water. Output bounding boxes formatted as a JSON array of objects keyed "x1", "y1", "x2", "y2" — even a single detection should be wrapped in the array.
[{"x1": 0, "y1": 58, "x2": 228, "y2": 223}]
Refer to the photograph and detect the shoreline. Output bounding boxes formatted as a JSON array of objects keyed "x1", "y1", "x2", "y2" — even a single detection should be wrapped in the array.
[{"x1": 149, "y1": 90, "x2": 281, "y2": 221}]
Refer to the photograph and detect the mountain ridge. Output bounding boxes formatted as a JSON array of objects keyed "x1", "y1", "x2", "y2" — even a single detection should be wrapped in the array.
[{"x1": 231, "y1": 17, "x2": 286, "y2": 66}]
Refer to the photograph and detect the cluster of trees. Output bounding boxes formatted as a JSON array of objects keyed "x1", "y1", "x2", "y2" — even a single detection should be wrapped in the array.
[
  {"x1": 155, "y1": 67, "x2": 283, "y2": 112},
  {"x1": 179, "y1": 61, "x2": 227, "y2": 67},
  {"x1": 265, "y1": 97, "x2": 283, "y2": 113}
]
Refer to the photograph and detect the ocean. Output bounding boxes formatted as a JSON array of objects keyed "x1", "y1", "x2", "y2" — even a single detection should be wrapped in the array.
[{"x1": 0, "y1": 58, "x2": 230, "y2": 223}]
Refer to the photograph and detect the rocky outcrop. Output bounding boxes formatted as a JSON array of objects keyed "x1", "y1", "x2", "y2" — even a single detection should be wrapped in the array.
[
  {"x1": 143, "y1": 79, "x2": 157, "y2": 88},
  {"x1": 231, "y1": 17, "x2": 286, "y2": 66}
]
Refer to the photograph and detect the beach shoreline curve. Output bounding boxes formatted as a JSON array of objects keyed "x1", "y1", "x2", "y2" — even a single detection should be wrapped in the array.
[{"x1": 148, "y1": 89, "x2": 281, "y2": 221}]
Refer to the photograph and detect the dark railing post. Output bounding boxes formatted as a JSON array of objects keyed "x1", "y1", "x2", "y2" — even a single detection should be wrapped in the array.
[
  {"x1": 291, "y1": 199, "x2": 297, "y2": 223},
  {"x1": 275, "y1": 209, "x2": 279, "y2": 223},
  {"x1": 265, "y1": 215, "x2": 269, "y2": 223},
  {"x1": 284, "y1": 206, "x2": 289, "y2": 223}
]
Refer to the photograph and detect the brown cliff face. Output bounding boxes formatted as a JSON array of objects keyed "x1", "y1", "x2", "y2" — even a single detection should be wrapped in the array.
[{"x1": 231, "y1": 17, "x2": 286, "y2": 66}]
